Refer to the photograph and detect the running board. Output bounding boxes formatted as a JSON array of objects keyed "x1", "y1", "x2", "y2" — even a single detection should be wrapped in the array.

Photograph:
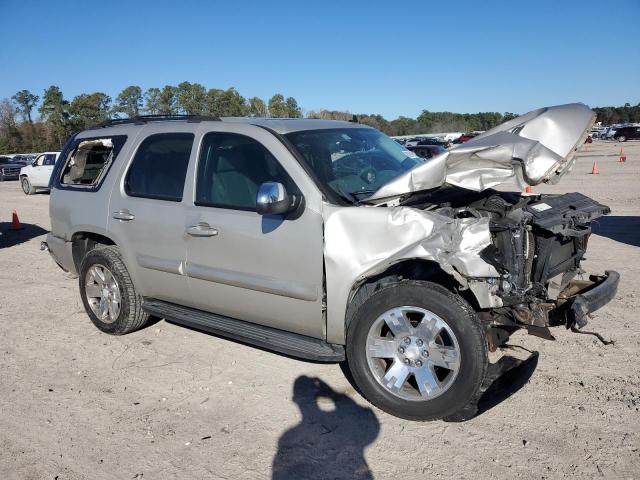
[{"x1": 142, "y1": 298, "x2": 345, "y2": 362}]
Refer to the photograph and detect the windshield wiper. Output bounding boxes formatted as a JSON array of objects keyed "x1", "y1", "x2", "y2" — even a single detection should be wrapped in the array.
[
  {"x1": 334, "y1": 185, "x2": 358, "y2": 205},
  {"x1": 349, "y1": 189, "x2": 379, "y2": 202}
]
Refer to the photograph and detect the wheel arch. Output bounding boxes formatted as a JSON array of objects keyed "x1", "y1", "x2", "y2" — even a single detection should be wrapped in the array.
[
  {"x1": 334, "y1": 258, "x2": 480, "y2": 344},
  {"x1": 71, "y1": 230, "x2": 117, "y2": 273},
  {"x1": 342, "y1": 274, "x2": 489, "y2": 420}
]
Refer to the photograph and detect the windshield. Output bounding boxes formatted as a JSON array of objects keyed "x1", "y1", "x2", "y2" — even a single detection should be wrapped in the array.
[
  {"x1": 285, "y1": 128, "x2": 424, "y2": 202},
  {"x1": 0, "y1": 157, "x2": 14, "y2": 165}
]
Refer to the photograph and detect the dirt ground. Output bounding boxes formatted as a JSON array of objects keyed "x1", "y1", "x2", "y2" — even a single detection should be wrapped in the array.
[{"x1": 1, "y1": 140, "x2": 639, "y2": 480}]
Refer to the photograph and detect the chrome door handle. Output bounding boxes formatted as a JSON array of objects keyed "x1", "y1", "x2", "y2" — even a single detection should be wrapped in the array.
[
  {"x1": 186, "y1": 223, "x2": 218, "y2": 237},
  {"x1": 112, "y1": 210, "x2": 135, "y2": 221}
]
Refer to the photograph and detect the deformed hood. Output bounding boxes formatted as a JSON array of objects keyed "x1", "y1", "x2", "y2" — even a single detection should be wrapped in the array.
[{"x1": 370, "y1": 103, "x2": 595, "y2": 201}]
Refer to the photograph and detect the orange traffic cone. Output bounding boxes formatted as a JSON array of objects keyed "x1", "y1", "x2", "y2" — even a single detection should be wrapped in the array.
[
  {"x1": 525, "y1": 185, "x2": 533, "y2": 193},
  {"x1": 10, "y1": 209, "x2": 23, "y2": 230},
  {"x1": 619, "y1": 147, "x2": 626, "y2": 163},
  {"x1": 590, "y1": 161, "x2": 599, "y2": 174}
]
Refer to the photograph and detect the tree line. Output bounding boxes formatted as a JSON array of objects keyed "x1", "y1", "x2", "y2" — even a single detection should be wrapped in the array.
[
  {"x1": 592, "y1": 103, "x2": 640, "y2": 126},
  {"x1": 1, "y1": 83, "x2": 638, "y2": 153},
  {"x1": 0, "y1": 83, "x2": 303, "y2": 153}
]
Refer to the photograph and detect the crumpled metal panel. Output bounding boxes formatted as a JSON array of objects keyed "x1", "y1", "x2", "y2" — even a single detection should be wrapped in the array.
[
  {"x1": 369, "y1": 103, "x2": 595, "y2": 201},
  {"x1": 323, "y1": 103, "x2": 595, "y2": 343},
  {"x1": 323, "y1": 204, "x2": 500, "y2": 344}
]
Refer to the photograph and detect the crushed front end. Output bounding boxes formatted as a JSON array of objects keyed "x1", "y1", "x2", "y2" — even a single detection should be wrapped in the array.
[
  {"x1": 401, "y1": 187, "x2": 619, "y2": 345},
  {"x1": 323, "y1": 103, "x2": 618, "y2": 346}
]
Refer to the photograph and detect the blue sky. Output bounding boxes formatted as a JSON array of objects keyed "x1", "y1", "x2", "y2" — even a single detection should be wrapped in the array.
[{"x1": 1, "y1": 0, "x2": 639, "y2": 119}]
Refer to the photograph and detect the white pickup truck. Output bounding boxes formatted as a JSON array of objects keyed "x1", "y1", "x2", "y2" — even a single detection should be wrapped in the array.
[{"x1": 20, "y1": 151, "x2": 60, "y2": 194}]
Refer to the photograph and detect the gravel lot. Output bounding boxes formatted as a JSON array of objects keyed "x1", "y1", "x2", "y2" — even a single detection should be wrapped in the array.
[{"x1": 1, "y1": 140, "x2": 639, "y2": 480}]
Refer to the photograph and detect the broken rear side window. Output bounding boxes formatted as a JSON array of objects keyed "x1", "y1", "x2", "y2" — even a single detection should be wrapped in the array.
[{"x1": 60, "y1": 136, "x2": 127, "y2": 187}]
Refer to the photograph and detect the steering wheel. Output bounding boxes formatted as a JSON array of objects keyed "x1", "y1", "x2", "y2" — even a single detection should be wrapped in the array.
[{"x1": 359, "y1": 166, "x2": 377, "y2": 185}]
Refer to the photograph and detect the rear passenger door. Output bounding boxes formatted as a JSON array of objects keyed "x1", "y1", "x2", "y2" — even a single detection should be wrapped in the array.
[
  {"x1": 183, "y1": 126, "x2": 325, "y2": 339},
  {"x1": 108, "y1": 128, "x2": 194, "y2": 305}
]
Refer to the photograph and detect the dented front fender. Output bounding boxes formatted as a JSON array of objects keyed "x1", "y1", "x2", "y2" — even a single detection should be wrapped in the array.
[{"x1": 323, "y1": 203, "x2": 501, "y2": 344}]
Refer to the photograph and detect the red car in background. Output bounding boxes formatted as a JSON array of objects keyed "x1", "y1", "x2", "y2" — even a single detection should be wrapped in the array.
[{"x1": 454, "y1": 133, "x2": 478, "y2": 144}]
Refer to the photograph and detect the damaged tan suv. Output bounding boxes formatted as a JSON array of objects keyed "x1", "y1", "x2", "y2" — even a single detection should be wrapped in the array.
[{"x1": 45, "y1": 104, "x2": 618, "y2": 420}]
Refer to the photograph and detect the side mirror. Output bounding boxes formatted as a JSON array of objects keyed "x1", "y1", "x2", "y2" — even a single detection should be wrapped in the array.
[{"x1": 256, "y1": 182, "x2": 297, "y2": 215}]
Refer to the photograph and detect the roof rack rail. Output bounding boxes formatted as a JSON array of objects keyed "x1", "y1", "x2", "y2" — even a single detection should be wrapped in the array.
[{"x1": 88, "y1": 114, "x2": 222, "y2": 129}]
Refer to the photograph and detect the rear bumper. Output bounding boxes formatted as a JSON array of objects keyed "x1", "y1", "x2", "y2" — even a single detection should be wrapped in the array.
[
  {"x1": 564, "y1": 271, "x2": 619, "y2": 328},
  {"x1": 46, "y1": 233, "x2": 77, "y2": 276}
]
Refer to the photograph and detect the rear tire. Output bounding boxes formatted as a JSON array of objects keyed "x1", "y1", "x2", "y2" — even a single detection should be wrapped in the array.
[
  {"x1": 79, "y1": 246, "x2": 149, "y2": 335},
  {"x1": 618, "y1": 135, "x2": 627, "y2": 142},
  {"x1": 21, "y1": 177, "x2": 36, "y2": 195},
  {"x1": 345, "y1": 280, "x2": 488, "y2": 421}
]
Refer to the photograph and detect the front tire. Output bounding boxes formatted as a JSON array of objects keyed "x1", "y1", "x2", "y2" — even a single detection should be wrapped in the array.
[
  {"x1": 618, "y1": 135, "x2": 627, "y2": 142},
  {"x1": 21, "y1": 177, "x2": 36, "y2": 195},
  {"x1": 346, "y1": 280, "x2": 488, "y2": 421},
  {"x1": 79, "y1": 246, "x2": 149, "y2": 335}
]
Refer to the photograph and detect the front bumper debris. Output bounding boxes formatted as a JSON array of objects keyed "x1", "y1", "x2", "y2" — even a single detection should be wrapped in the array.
[{"x1": 559, "y1": 271, "x2": 620, "y2": 328}]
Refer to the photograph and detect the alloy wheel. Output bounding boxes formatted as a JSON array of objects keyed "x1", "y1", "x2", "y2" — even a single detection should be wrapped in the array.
[
  {"x1": 365, "y1": 306, "x2": 461, "y2": 401},
  {"x1": 85, "y1": 264, "x2": 121, "y2": 323}
]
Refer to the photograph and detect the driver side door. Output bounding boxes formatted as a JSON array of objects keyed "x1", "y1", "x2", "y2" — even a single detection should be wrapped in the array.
[{"x1": 183, "y1": 127, "x2": 325, "y2": 339}]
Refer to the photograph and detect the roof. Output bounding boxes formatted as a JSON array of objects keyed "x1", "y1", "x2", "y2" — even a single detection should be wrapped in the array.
[
  {"x1": 82, "y1": 115, "x2": 370, "y2": 135},
  {"x1": 222, "y1": 117, "x2": 368, "y2": 134}
]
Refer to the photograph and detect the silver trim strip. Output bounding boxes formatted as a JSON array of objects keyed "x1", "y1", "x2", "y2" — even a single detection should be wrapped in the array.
[
  {"x1": 137, "y1": 254, "x2": 183, "y2": 275},
  {"x1": 186, "y1": 263, "x2": 318, "y2": 302}
]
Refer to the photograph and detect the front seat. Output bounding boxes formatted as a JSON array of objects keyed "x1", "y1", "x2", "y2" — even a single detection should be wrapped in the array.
[
  {"x1": 210, "y1": 149, "x2": 258, "y2": 209},
  {"x1": 303, "y1": 145, "x2": 334, "y2": 185}
]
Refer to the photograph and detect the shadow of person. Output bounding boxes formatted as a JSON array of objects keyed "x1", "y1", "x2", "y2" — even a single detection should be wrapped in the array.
[
  {"x1": 0, "y1": 222, "x2": 48, "y2": 249},
  {"x1": 445, "y1": 351, "x2": 539, "y2": 422},
  {"x1": 272, "y1": 376, "x2": 380, "y2": 480},
  {"x1": 592, "y1": 216, "x2": 640, "y2": 247}
]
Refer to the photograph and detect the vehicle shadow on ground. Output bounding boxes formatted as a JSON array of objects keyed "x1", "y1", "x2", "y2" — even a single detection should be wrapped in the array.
[
  {"x1": 592, "y1": 216, "x2": 640, "y2": 247},
  {"x1": 444, "y1": 351, "x2": 539, "y2": 422},
  {"x1": 0, "y1": 222, "x2": 48, "y2": 249},
  {"x1": 272, "y1": 376, "x2": 380, "y2": 480}
]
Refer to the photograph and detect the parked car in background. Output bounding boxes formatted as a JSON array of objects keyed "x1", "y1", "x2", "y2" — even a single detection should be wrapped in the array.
[
  {"x1": 19, "y1": 151, "x2": 60, "y2": 194},
  {"x1": 11, "y1": 154, "x2": 36, "y2": 166},
  {"x1": 0, "y1": 155, "x2": 24, "y2": 181},
  {"x1": 453, "y1": 133, "x2": 478, "y2": 144},
  {"x1": 404, "y1": 137, "x2": 422, "y2": 147},
  {"x1": 10, "y1": 155, "x2": 28, "y2": 166},
  {"x1": 407, "y1": 137, "x2": 449, "y2": 147},
  {"x1": 406, "y1": 144, "x2": 447, "y2": 160},
  {"x1": 605, "y1": 126, "x2": 620, "y2": 139},
  {"x1": 612, "y1": 126, "x2": 640, "y2": 142}
]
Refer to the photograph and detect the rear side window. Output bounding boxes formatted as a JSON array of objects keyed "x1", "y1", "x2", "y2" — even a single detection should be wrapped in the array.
[
  {"x1": 125, "y1": 133, "x2": 194, "y2": 202},
  {"x1": 60, "y1": 136, "x2": 127, "y2": 187}
]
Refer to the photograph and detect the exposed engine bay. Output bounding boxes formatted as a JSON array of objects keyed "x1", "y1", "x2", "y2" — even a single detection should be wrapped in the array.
[
  {"x1": 399, "y1": 185, "x2": 615, "y2": 344},
  {"x1": 322, "y1": 103, "x2": 618, "y2": 346}
]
